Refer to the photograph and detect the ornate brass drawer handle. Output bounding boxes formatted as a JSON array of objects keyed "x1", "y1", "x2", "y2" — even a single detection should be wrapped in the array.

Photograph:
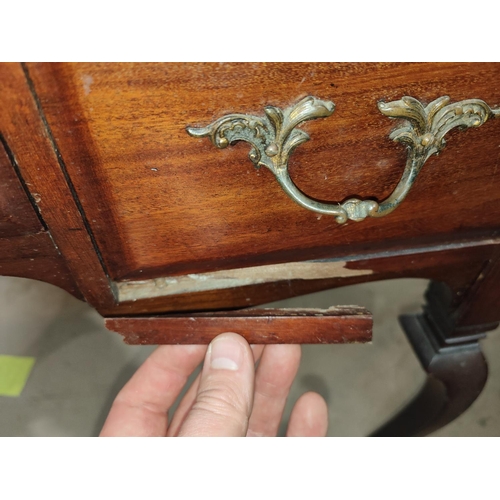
[{"x1": 187, "y1": 95, "x2": 499, "y2": 224}]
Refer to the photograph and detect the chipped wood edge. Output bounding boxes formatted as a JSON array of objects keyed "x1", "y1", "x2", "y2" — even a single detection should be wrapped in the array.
[{"x1": 116, "y1": 260, "x2": 374, "y2": 302}]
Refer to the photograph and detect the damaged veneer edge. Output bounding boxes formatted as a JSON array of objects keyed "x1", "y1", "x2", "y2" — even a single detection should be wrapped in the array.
[
  {"x1": 116, "y1": 260, "x2": 373, "y2": 302},
  {"x1": 114, "y1": 238, "x2": 500, "y2": 303},
  {"x1": 108, "y1": 261, "x2": 374, "y2": 344}
]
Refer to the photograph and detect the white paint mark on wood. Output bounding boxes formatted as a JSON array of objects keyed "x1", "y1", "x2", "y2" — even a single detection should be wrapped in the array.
[{"x1": 81, "y1": 75, "x2": 93, "y2": 96}]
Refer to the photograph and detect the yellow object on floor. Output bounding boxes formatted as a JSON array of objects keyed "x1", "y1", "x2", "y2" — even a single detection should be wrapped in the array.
[{"x1": 0, "y1": 355, "x2": 35, "y2": 397}]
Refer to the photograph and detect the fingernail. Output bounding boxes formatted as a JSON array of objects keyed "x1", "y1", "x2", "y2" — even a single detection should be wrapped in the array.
[{"x1": 209, "y1": 334, "x2": 243, "y2": 371}]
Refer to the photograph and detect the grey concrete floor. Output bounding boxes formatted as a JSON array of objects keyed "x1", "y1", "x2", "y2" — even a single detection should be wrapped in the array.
[{"x1": 1, "y1": 275, "x2": 499, "y2": 436}]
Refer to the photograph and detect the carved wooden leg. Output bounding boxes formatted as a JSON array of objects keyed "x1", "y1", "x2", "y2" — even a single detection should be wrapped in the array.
[
  {"x1": 373, "y1": 251, "x2": 500, "y2": 437},
  {"x1": 372, "y1": 313, "x2": 488, "y2": 437}
]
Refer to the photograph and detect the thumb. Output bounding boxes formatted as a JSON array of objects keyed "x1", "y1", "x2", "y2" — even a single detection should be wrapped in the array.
[{"x1": 178, "y1": 333, "x2": 255, "y2": 437}]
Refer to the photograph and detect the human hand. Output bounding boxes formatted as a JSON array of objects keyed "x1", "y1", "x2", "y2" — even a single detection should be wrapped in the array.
[{"x1": 100, "y1": 332, "x2": 328, "y2": 436}]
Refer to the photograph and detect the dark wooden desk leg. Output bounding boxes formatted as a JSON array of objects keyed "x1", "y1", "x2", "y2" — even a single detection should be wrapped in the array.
[
  {"x1": 372, "y1": 251, "x2": 500, "y2": 437},
  {"x1": 372, "y1": 313, "x2": 488, "y2": 437}
]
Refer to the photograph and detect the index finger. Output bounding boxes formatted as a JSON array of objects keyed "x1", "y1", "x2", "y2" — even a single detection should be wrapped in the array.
[{"x1": 100, "y1": 344, "x2": 207, "y2": 436}]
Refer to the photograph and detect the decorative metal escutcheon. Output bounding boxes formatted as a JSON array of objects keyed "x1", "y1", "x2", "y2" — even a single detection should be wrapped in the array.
[{"x1": 186, "y1": 95, "x2": 499, "y2": 224}]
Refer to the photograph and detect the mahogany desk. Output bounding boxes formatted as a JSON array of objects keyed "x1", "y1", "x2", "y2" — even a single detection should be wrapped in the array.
[{"x1": 1, "y1": 63, "x2": 499, "y2": 435}]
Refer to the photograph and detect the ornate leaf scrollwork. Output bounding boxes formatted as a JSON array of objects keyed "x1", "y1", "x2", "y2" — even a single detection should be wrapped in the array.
[
  {"x1": 371, "y1": 96, "x2": 500, "y2": 219},
  {"x1": 187, "y1": 95, "x2": 499, "y2": 224},
  {"x1": 187, "y1": 96, "x2": 335, "y2": 172},
  {"x1": 378, "y1": 96, "x2": 497, "y2": 157}
]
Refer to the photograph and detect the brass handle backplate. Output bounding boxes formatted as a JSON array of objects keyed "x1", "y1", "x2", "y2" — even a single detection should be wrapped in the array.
[{"x1": 187, "y1": 95, "x2": 499, "y2": 224}]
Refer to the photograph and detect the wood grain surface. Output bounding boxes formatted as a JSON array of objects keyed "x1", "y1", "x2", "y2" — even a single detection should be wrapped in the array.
[
  {"x1": 0, "y1": 63, "x2": 115, "y2": 308},
  {"x1": 105, "y1": 306, "x2": 372, "y2": 344},
  {"x1": 0, "y1": 138, "x2": 43, "y2": 237},
  {"x1": 452, "y1": 245, "x2": 500, "y2": 328},
  {"x1": 25, "y1": 63, "x2": 500, "y2": 283},
  {"x1": 0, "y1": 232, "x2": 83, "y2": 298}
]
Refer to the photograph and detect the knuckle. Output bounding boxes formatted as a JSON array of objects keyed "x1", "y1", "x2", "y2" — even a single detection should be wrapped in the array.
[{"x1": 192, "y1": 384, "x2": 250, "y2": 425}]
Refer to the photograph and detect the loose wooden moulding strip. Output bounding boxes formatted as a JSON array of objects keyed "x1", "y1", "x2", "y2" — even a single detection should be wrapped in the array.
[{"x1": 105, "y1": 306, "x2": 372, "y2": 345}]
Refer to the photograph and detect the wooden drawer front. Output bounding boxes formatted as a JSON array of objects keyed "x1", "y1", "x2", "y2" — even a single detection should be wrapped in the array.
[
  {"x1": 0, "y1": 140, "x2": 43, "y2": 238},
  {"x1": 27, "y1": 63, "x2": 500, "y2": 282}
]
